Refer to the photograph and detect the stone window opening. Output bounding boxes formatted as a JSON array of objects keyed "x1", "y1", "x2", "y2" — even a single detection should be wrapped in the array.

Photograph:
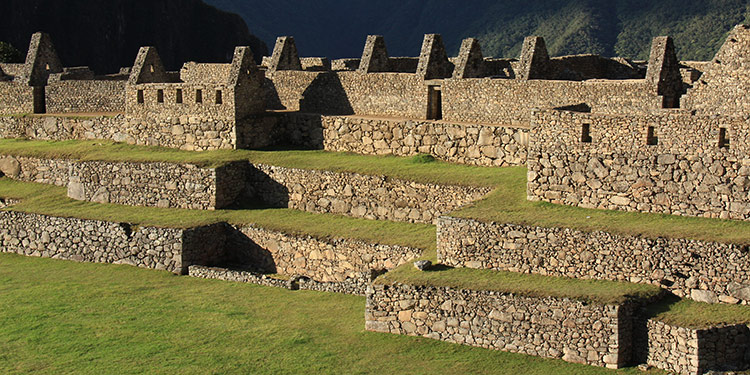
[
  {"x1": 137, "y1": 89, "x2": 144, "y2": 104},
  {"x1": 176, "y1": 89, "x2": 183, "y2": 104},
  {"x1": 647, "y1": 126, "x2": 659, "y2": 146},
  {"x1": 719, "y1": 127, "x2": 730, "y2": 149},
  {"x1": 427, "y1": 85, "x2": 442, "y2": 120},
  {"x1": 45, "y1": 63, "x2": 50, "y2": 72},
  {"x1": 662, "y1": 96, "x2": 680, "y2": 109},
  {"x1": 149, "y1": 64, "x2": 154, "y2": 73},
  {"x1": 215, "y1": 90, "x2": 223, "y2": 105},
  {"x1": 580, "y1": 123, "x2": 592, "y2": 143},
  {"x1": 196, "y1": 89, "x2": 203, "y2": 103},
  {"x1": 157, "y1": 89, "x2": 164, "y2": 103}
]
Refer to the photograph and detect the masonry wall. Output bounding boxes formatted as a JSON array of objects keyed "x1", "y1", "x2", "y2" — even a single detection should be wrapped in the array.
[
  {"x1": 437, "y1": 216, "x2": 750, "y2": 304},
  {"x1": 0, "y1": 155, "x2": 71, "y2": 186},
  {"x1": 46, "y1": 80, "x2": 126, "y2": 113},
  {"x1": 0, "y1": 211, "x2": 225, "y2": 274},
  {"x1": 227, "y1": 224, "x2": 422, "y2": 283},
  {"x1": 67, "y1": 160, "x2": 247, "y2": 210},
  {"x1": 644, "y1": 319, "x2": 749, "y2": 374},
  {"x1": 528, "y1": 109, "x2": 750, "y2": 220},
  {"x1": 441, "y1": 79, "x2": 661, "y2": 126},
  {"x1": 247, "y1": 164, "x2": 491, "y2": 224},
  {"x1": 281, "y1": 113, "x2": 529, "y2": 167},
  {"x1": 266, "y1": 71, "x2": 428, "y2": 119},
  {"x1": 0, "y1": 82, "x2": 35, "y2": 114},
  {"x1": 366, "y1": 283, "x2": 635, "y2": 368}
]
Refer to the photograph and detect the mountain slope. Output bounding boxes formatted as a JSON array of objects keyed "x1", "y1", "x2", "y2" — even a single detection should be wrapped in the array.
[
  {"x1": 206, "y1": 0, "x2": 749, "y2": 60},
  {"x1": 0, "y1": 0, "x2": 267, "y2": 73}
]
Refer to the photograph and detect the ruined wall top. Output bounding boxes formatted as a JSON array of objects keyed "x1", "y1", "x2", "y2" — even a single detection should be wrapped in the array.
[
  {"x1": 516, "y1": 36, "x2": 550, "y2": 80},
  {"x1": 267, "y1": 36, "x2": 302, "y2": 72},
  {"x1": 358, "y1": 35, "x2": 390, "y2": 73},
  {"x1": 645, "y1": 36, "x2": 683, "y2": 98},
  {"x1": 683, "y1": 24, "x2": 750, "y2": 115},
  {"x1": 416, "y1": 34, "x2": 453, "y2": 80},
  {"x1": 128, "y1": 46, "x2": 169, "y2": 85},
  {"x1": 21, "y1": 32, "x2": 63, "y2": 86}
]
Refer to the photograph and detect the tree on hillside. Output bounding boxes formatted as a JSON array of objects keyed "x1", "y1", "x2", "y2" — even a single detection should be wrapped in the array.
[{"x1": 0, "y1": 42, "x2": 23, "y2": 63}]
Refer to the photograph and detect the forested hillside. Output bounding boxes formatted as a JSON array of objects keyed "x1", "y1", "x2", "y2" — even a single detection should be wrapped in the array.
[{"x1": 206, "y1": 0, "x2": 750, "y2": 60}]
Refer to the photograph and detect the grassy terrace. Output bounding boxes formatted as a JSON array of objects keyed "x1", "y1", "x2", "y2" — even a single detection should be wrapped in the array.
[
  {"x1": 0, "y1": 253, "x2": 667, "y2": 375},
  {"x1": 646, "y1": 295, "x2": 750, "y2": 329},
  {"x1": 0, "y1": 179, "x2": 436, "y2": 252},
  {"x1": 3, "y1": 139, "x2": 750, "y2": 244},
  {"x1": 0, "y1": 139, "x2": 505, "y2": 187},
  {"x1": 377, "y1": 261, "x2": 662, "y2": 305}
]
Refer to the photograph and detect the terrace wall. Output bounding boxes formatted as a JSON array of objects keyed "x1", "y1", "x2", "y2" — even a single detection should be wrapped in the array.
[
  {"x1": 643, "y1": 319, "x2": 749, "y2": 374},
  {"x1": 0, "y1": 155, "x2": 71, "y2": 186},
  {"x1": 247, "y1": 164, "x2": 491, "y2": 224},
  {"x1": 0, "y1": 82, "x2": 35, "y2": 114},
  {"x1": 366, "y1": 282, "x2": 636, "y2": 369},
  {"x1": 0, "y1": 211, "x2": 225, "y2": 274},
  {"x1": 227, "y1": 224, "x2": 422, "y2": 283},
  {"x1": 528, "y1": 109, "x2": 750, "y2": 220},
  {"x1": 437, "y1": 216, "x2": 750, "y2": 304},
  {"x1": 67, "y1": 160, "x2": 247, "y2": 210},
  {"x1": 281, "y1": 113, "x2": 529, "y2": 167}
]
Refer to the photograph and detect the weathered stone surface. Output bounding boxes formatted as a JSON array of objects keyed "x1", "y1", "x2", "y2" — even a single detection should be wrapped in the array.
[
  {"x1": 366, "y1": 283, "x2": 637, "y2": 368},
  {"x1": 0, "y1": 156, "x2": 21, "y2": 177},
  {"x1": 437, "y1": 216, "x2": 750, "y2": 304}
]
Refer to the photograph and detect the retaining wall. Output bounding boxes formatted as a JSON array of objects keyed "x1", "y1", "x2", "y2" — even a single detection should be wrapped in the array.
[
  {"x1": 437, "y1": 216, "x2": 750, "y2": 304},
  {"x1": 227, "y1": 224, "x2": 422, "y2": 283},
  {"x1": 281, "y1": 113, "x2": 529, "y2": 167},
  {"x1": 366, "y1": 282, "x2": 636, "y2": 368},
  {"x1": 644, "y1": 319, "x2": 749, "y2": 374},
  {"x1": 0, "y1": 211, "x2": 225, "y2": 274},
  {"x1": 46, "y1": 80, "x2": 126, "y2": 113},
  {"x1": 0, "y1": 155, "x2": 71, "y2": 186},
  {"x1": 247, "y1": 164, "x2": 491, "y2": 224},
  {"x1": 67, "y1": 160, "x2": 246, "y2": 210}
]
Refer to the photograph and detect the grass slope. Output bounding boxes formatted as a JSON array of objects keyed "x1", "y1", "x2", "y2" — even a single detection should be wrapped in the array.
[
  {"x1": 0, "y1": 253, "x2": 667, "y2": 375},
  {"x1": 646, "y1": 295, "x2": 750, "y2": 329}
]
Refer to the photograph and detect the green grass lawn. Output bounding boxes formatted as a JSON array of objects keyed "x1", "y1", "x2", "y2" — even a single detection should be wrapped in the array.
[
  {"x1": 645, "y1": 294, "x2": 750, "y2": 329},
  {"x1": 0, "y1": 253, "x2": 667, "y2": 375}
]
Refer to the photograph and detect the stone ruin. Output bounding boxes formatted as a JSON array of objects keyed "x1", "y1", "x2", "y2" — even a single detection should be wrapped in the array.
[{"x1": 0, "y1": 26, "x2": 749, "y2": 374}]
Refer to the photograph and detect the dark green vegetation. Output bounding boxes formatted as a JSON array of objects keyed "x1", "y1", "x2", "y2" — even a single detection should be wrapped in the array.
[
  {"x1": 0, "y1": 253, "x2": 672, "y2": 375},
  {"x1": 0, "y1": 0, "x2": 267, "y2": 73},
  {"x1": 0, "y1": 41, "x2": 23, "y2": 63},
  {"x1": 206, "y1": 0, "x2": 749, "y2": 60}
]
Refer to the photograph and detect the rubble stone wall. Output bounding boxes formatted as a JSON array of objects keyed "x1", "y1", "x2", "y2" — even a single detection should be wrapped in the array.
[
  {"x1": 644, "y1": 319, "x2": 749, "y2": 374},
  {"x1": 281, "y1": 113, "x2": 529, "y2": 167},
  {"x1": 0, "y1": 211, "x2": 225, "y2": 274},
  {"x1": 528, "y1": 109, "x2": 750, "y2": 220},
  {"x1": 0, "y1": 82, "x2": 35, "y2": 114},
  {"x1": 366, "y1": 282, "x2": 635, "y2": 369},
  {"x1": 247, "y1": 164, "x2": 491, "y2": 224},
  {"x1": 437, "y1": 216, "x2": 750, "y2": 304},
  {"x1": 46, "y1": 80, "x2": 126, "y2": 113}
]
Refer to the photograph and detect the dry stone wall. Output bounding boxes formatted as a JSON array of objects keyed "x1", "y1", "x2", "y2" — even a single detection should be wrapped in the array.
[
  {"x1": 46, "y1": 80, "x2": 126, "y2": 113},
  {"x1": 644, "y1": 319, "x2": 749, "y2": 374},
  {"x1": 281, "y1": 113, "x2": 529, "y2": 167},
  {"x1": 227, "y1": 224, "x2": 421, "y2": 283},
  {"x1": 437, "y1": 216, "x2": 750, "y2": 304},
  {"x1": 441, "y1": 78, "x2": 660, "y2": 126},
  {"x1": 366, "y1": 283, "x2": 635, "y2": 369},
  {"x1": 247, "y1": 164, "x2": 491, "y2": 224},
  {"x1": 529, "y1": 109, "x2": 750, "y2": 220},
  {"x1": 0, "y1": 210, "x2": 225, "y2": 274},
  {"x1": 0, "y1": 155, "x2": 71, "y2": 186},
  {"x1": 67, "y1": 160, "x2": 246, "y2": 210},
  {"x1": 0, "y1": 83, "x2": 35, "y2": 114}
]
